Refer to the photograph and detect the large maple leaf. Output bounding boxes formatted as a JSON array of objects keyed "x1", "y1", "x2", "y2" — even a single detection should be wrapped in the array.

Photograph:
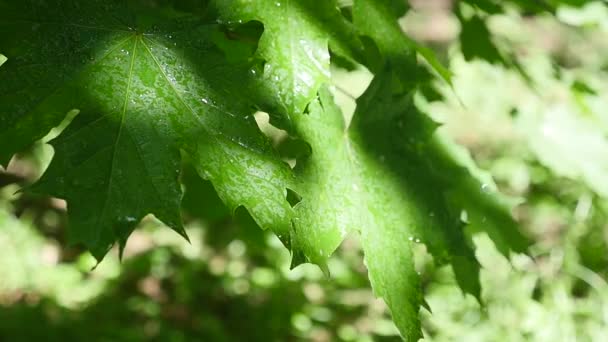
[
  {"x1": 286, "y1": 72, "x2": 528, "y2": 339},
  {"x1": 0, "y1": 0, "x2": 299, "y2": 258}
]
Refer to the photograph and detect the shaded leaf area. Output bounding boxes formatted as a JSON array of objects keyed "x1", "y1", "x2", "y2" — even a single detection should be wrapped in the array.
[
  {"x1": 457, "y1": 13, "x2": 504, "y2": 65},
  {"x1": 452, "y1": 3, "x2": 531, "y2": 82},
  {"x1": 0, "y1": 0, "x2": 295, "y2": 259},
  {"x1": 213, "y1": 0, "x2": 335, "y2": 122},
  {"x1": 454, "y1": 0, "x2": 602, "y2": 69},
  {"x1": 351, "y1": 0, "x2": 452, "y2": 85},
  {"x1": 282, "y1": 71, "x2": 528, "y2": 338}
]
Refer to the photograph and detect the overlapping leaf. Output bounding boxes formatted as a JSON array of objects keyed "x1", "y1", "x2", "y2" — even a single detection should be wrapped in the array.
[
  {"x1": 287, "y1": 72, "x2": 500, "y2": 339},
  {"x1": 213, "y1": 0, "x2": 336, "y2": 122},
  {"x1": 352, "y1": 0, "x2": 452, "y2": 85},
  {"x1": 289, "y1": 85, "x2": 426, "y2": 340},
  {"x1": 0, "y1": 0, "x2": 295, "y2": 259}
]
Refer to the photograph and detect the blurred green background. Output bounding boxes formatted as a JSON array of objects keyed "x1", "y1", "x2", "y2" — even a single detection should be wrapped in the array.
[{"x1": 2, "y1": 1, "x2": 608, "y2": 341}]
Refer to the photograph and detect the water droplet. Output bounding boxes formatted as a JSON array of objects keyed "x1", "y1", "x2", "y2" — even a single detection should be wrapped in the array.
[
  {"x1": 201, "y1": 98, "x2": 209, "y2": 104},
  {"x1": 125, "y1": 216, "x2": 137, "y2": 223},
  {"x1": 460, "y1": 210, "x2": 469, "y2": 222},
  {"x1": 408, "y1": 236, "x2": 414, "y2": 241},
  {"x1": 415, "y1": 238, "x2": 421, "y2": 243},
  {"x1": 275, "y1": 1, "x2": 281, "y2": 6},
  {"x1": 481, "y1": 183, "x2": 490, "y2": 193}
]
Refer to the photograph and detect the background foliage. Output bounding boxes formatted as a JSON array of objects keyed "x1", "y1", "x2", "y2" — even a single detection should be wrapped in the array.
[{"x1": 1, "y1": 0, "x2": 608, "y2": 341}]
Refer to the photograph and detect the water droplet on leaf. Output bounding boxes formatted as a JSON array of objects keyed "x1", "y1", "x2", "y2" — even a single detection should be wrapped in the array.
[{"x1": 481, "y1": 183, "x2": 490, "y2": 193}]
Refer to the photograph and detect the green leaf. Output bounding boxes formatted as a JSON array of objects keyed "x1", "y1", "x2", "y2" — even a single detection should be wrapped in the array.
[
  {"x1": 213, "y1": 0, "x2": 336, "y2": 120},
  {"x1": 287, "y1": 75, "x2": 486, "y2": 338},
  {"x1": 0, "y1": 0, "x2": 294, "y2": 259},
  {"x1": 455, "y1": 8, "x2": 531, "y2": 81},
  {"x1": 458, "y1": 14, "x2": 505, "y2": 65},
  {"x1": 290, "y1": 85, "x2": 425, "y2": 339},
  {"x1": 288, "y1": 65, "x2": 529, "y2": 336},
  {"x1": 352, "y1": 0, "x2": 452, "y2": 85},
  {"x1": 349, "y1": 72, "x2": 486, "y2": 313},
  {"x1": 428, "y1": 134, "x2": 530, "y2": 257}
]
